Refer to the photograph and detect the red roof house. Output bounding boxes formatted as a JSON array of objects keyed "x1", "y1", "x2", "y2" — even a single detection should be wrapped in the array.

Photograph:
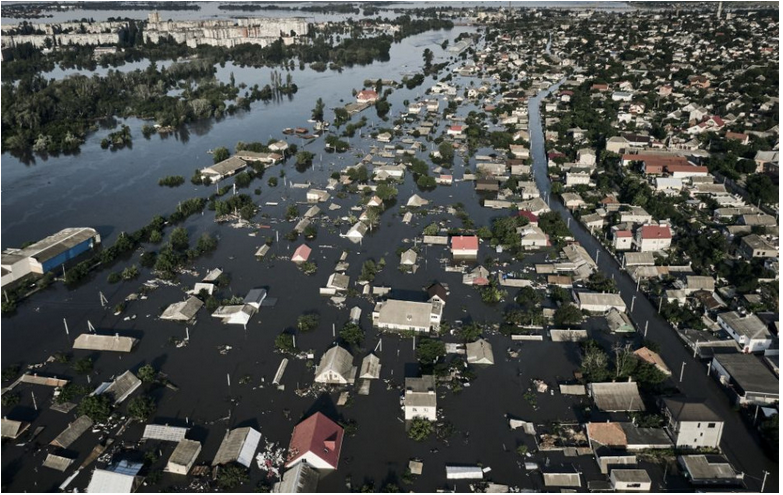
[
  {"x1": 291, "y1": 244, "x2": 312, "y2": 263},
  {"x1": 516, "y1": 210, "x2": 539, "y2": 226},
  {"x1": 356, "y1": 90, "x2": 378, "y2": 103},
  {"x1": 451, "y1": 236, "x2": 479, "y2": 256},
  {"x1": 285, "y1": 412, "x2": 344, "y2": 470},
  {"x1": 640, "y1": 225, "x2": 672, "y2": 239}
]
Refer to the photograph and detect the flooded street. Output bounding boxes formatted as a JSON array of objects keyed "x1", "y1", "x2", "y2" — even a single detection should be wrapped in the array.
[{"x1": 1, "y1": 23, "x2": 604, "y2": 493}]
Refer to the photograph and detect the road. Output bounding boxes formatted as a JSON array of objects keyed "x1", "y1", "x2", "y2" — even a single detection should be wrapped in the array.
[{"x1": 527, "y1": 79, "x2": 777, "y2": 492}]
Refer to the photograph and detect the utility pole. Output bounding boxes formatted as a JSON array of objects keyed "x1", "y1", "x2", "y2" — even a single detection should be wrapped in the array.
[
  {"x1": 631, "y1": 295, "x2": 636, "y2": 312},
  {"x1": 63, "y1": 318, "x2": 70, "y2": 336},
  {"x1": 761, "y1": 470, "x2": 769, "y2": 492},
  {"x1": 679, "y1": 361, "x2": 686, "y2": 383}
]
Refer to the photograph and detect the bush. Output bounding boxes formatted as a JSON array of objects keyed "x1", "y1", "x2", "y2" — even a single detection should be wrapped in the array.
[
  {"x1": 73, "y1": 357, "x2": 93, "y2": 375},
  {"x1": 297, "y1": 313, "x2": 320, "y2": 332},
  {"x1": 275, "y1": 332, "x2": 296, "y2": 353},
  {"x1": 416, "y1": 338, "x2": 445, "y2": 365},
  {"x1": 340, "y1": 323, "x2": 364, "y2": 347},
  {"x1": 158, "y1": 175, "x2": 185, "y2": 187},
  {"x1": 128, "y1": 395, "x2": 156, "y2": 421},
  {"x1": 78, "y1": 394, "x2": 112, "y2": 422},
  {"x1": 217, "y1": 463, "x2": 249, "y2": 489},
  {"x1": 137, "y1": 364, "x2": 157, "y2": 383},
  {"x1": 408, "y1": 418, "x2": 433, "y2": 442}
]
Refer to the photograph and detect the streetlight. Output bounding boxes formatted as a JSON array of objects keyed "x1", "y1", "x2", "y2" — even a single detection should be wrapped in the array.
[{"x1": 679, "y1": 361, "x2": 686, "y2": 383}]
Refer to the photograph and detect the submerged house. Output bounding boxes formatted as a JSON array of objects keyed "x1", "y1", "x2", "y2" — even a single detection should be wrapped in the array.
[
  {"x1": 404, "y1": 375, "x2": 437, "y2": 421},
  {"x1": 314, "y1": 345, "x2": 357, "y2": 385},
  {"x1": 160, "y1": 296, "x2": 203, "y2": 321},
  {"x1": 86, "y1": 460, "x2": 144, "y2": 493},
  {"x1": 285, "y1": 412, "x2": 344, "y2": 470}
]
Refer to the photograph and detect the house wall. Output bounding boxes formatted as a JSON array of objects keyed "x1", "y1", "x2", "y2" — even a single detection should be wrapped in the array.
[
  {"x1": 668, "y1": 419, "x2": 723, "y2": 449},
  {"x1": 717, "y1": 317, "x2": 772, "y2": 353},
  {"x1": 636, "y1": 237, "x2": 671, "y2": 252},
  {"x1": 597, "y1": 454, "x2": 637, "y2": 474},
  {"x1": 711, "y1": 359, "x2": 778, "y2": 406},
  {"x1": 404, "y1": 405, "x2": 437, "y2": 421}
]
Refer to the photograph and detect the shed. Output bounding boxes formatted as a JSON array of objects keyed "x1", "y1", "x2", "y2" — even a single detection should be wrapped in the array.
[
  {"x1": 400, "y1": 249, "x2": 417, "y2": 266},
  {"x1": 406, "y1": 194, "x2": 429, "y2": 208},
  {"x1": 606, "y1": 308, "x2": 634, "y2": 333},
  {"x1": 255, "y1": 245, "x2": 271, "y2": 258},
  {"x1": 165, "y1": 439, "x2": 202, "y2": 475},
  {"x1": 212, "y1": 427, "x2": 262, "y2": 467},
  {"x1": 43, "y1": 453, "x2": 74, "y2": 472},
  {"x1": 142, "y1": 424, "x2": 188, "y2": 442},
  {"x1": 678, "y1": 454, "x2": 744, "y2": 486},
  {"x1": 446, "y1": 466, "x2": 484, "y2": 480},
  {"x1": 542, "y1": 466, "x2": 581, "y2": 487}
]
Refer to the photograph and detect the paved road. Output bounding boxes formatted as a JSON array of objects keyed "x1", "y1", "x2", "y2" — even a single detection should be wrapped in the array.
[{"x1": 527, "y1": 82, "x2": 777, "y2": 492}]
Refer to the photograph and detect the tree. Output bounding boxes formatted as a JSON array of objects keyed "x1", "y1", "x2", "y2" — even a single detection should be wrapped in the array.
[
  {"x1": 408, "y1": 417, "x2": 433, "y2": 441},
  {"x1": 73, "y1": 357, "x2": 93, "y2": 375},
  {"x1": 376, "y1": 99, "x2": 391, "y2": 118},
  {"x1": 197, "y1": 233, "x2": 218, "y2": 253},
  {"x1": 79, "y1": 394, "x2": 112, "y2": 422},
  {"x1": 375, "y1": 183, "x2": 398, "y2": 200},
  {"x1": 312, "y1": 97, "x2": 325, "y2": 121},
  {"x1": 458, "y1": 322, "x2": 482, "y2": 342},
  {"x1": 745, "y1": 174, "x2": 778, "y2": 205},
  {"x1": 553, "y1": 303, "x2": 582, "y2": 328},
  {"x1": 137, "y1": 364, "x2": 157, "y2": 383},
  {"x1": 128, "y1": 395, "x2": 156, "y2": 421},
  {"x1": 416, "y1": 338, "x2": 445, "y2": 365},
  {"x1": 296, "y1": 151, "x2": 314, "y2": 165},
  {"x1": 586, "y1": 272, "x2": 617, "y2": 293},
  {"x1": 275, "y1": 332, "x2": 296, "y2": 353},
  {"x1": 170, "y1": 227, "x2": 189, "y2": 251},
  {"x1": 285, "y1": 205, "x2": 299, "y2": 220},
  {"x1": 580, "y1": 340, "x2": 610, "y2": 383},
  {"x1": 360, "y1": 260, "x2": 378, "y2": 282},
  {"x1": 297, "y1": 313, "x2": 320, "y2": 332},
  {"x1": 212, "y1": 146, "x2": 230, "y2": 163},
  {"x1": 423, "y1": 223, "x2": 439, "y2": 236},
  {"x1": 340, "y1": 323, "x2": 364, "y2": 347},
  {"x1": 217, "y1": 463, "x2": 249, "y2": 489}
]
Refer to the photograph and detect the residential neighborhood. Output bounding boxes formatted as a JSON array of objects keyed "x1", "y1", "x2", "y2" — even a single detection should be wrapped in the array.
[{"x1": 0, "y1": 2, "x2": 778, "y2": 494}]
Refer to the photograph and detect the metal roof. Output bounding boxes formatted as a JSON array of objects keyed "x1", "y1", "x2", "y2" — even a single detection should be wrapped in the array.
[
  {"x1": 73, "y1": 334, "x2": 138, "y2": 353},
  {"x1": 142, "y1": 424, "x2": 188, "y2": 442}
]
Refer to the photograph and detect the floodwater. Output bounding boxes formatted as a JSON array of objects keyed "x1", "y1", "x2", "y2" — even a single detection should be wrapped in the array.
[{"x1": 1, "y1": 18, "x2": 776, "y2": 495}]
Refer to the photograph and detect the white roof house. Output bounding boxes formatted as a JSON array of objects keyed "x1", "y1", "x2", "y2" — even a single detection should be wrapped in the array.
[
  {"x1": 466, "y1": 339, "x2": 495, "y2": 365},
  {"x1": 400, "y1": 249, "x2": 417, "y2": 266},
  {"x1": 404, "y1": 375, "x2": 437, "y2": 421},
  {"x1": 575, "y1": 292, "x2": 627, "y2": 313},
  {"x1": 359, "y1": 353, "x2": 381, "y2": 380},
  {"x1": 344, "y1": 221, "x2": 369, "y2": 244},
  {"x1": 212, "y1": 427, "x2": 262, "y2": 467},
  {"x1": 211, "y1": 304, "x2": 256, "y2": 326},
  {"x1": 588, "y1": 382, "x2": 645, "y2": 412},
  {"x1": 314, "y1": 345, "x2": 357, "y2": 385},
  {"x1": 373, "y1": 299, "x2": 442, "y2": 333}
]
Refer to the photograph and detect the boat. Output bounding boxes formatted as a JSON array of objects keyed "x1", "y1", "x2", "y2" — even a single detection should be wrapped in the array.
[
  {"x1": 295, "y1": 127, "x2": 308, "y2": 134},
  {"x1": 282, "y1": 128, "x2": 295, "y2": 135}
]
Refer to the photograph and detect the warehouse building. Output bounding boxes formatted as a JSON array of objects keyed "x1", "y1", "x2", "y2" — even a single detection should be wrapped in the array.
[{"x1": 2, "y1": 227, "x2": 101, "y2": 287}]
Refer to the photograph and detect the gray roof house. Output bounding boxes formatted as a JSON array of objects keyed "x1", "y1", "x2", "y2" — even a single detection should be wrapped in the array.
[
  {"x1": 50, "y1": 415, "x2": 93, "y2": 448},
  {"x1": 160, "y1": 296, "x2": 204, "y2": 321},
  {"x1": 314, "y1": 345, "x2": 357, "y2": 385},
  {"x1": 466, "y1": 339, "x2": 495, "y2": 365},
  {"x1": 212, "y1": 427, "x2": 262, "y2": 467}
]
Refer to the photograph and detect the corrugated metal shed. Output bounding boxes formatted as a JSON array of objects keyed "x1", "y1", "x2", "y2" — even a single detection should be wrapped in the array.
[
  {"x1": 43, "y1": 453, "x2": 74, "y2": 472},
  {"x1": 1, "y1": 418, "x2": 29, "y2": 439},
  {"x1": 212, "y1": 427, "x2": 261, "y2": 467},
  {"x1": 142, "y1": 424, "x2": 188, "y2": 442}
]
